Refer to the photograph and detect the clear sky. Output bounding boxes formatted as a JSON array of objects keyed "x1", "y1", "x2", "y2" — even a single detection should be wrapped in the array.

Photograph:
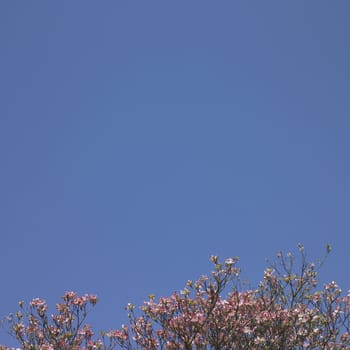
[{"x1": 1, "y1": 1, "x2": 349, "y2": 346}]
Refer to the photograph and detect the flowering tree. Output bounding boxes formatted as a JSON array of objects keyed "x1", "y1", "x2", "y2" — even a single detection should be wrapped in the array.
[{"x1": 2, "y1": 244, "x2": 350, "y2": 350}]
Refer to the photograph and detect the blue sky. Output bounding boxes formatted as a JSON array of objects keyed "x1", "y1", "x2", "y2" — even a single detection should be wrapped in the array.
[{"x1": 1, "y1": 1, "x2": 350, "y2": 346}]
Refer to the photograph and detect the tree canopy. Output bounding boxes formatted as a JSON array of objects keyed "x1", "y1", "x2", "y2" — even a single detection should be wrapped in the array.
[{"x1": 2, "y1": 244, "x2": 350, "y2": 350}]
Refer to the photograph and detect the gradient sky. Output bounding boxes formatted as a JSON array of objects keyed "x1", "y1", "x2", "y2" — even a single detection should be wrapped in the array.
[{"x1": 1, "y1": 1, "x2": 350, "y2": 346}]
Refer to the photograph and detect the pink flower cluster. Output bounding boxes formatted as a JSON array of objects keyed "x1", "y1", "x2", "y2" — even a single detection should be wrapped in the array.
[
  {"x1": 123, "y1": 255, "x2": 350, "y2": 350},
  {"x1": 2, "y1": 246, "x2": 350, "y2": 350},
  {"x1": 1, "y1": 292, "x2": 100, "y2": 350}
]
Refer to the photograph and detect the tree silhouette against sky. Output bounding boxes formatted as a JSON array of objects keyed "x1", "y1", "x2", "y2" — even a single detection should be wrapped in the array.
[{"x1": 2, "y1": 245, "x2": 350, "y2": 350}]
